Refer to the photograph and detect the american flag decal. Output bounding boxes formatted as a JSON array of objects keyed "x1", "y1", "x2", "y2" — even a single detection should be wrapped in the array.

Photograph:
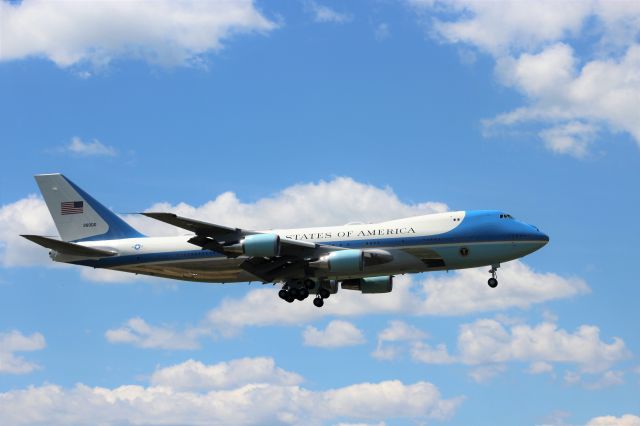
[{"x1": 61, "y1": 201, "x2": 84, "y2": 215}]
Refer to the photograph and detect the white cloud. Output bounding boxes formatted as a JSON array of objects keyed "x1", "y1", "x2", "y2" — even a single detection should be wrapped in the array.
[
  {"x1": 406, "y1": 316, "x2": 630, "y2": 384},
  {"x1": 410, "y1": 342, "x2": 455, "y2": 365},
  {"x1": 0, "y1": 358, "x2": 462, "y2": 425},
  {"x1": 410, "y1": 1, "x2": 640, "y2": 156},
  {"x1": 377, "y1": 320, "x2": 427, "y2": 342},
  {"x1": 0, "y1": 195, "x2": 55, "y2": 267},
  {"x1": 303, "y1": 320, "x2": 366, "y2": 348},
  {"x1": 0, "y1": 0, "x2": 277, "y2": 68},
  {"x1": 539, "y1": 122, "x2": 598, "y2": 158},
  {"x1": 587, "y1": 414, "x2": 640, "y2": 426},
  {"x1": 416, "y1": 260, "x2": 589, "y2": 316},
  {"x1": 305, "y1": 1, "x2": 352, "y2": 24},
  {"x1": 335, "y1": 423, "x2": 386, "y2": 426},
  {"x1": 202, "y1": 261, "x2": 586, "y2": 336},
  {"x1": 488, "y1": 43, "x2": 640, "y2": 149},
  {"x1": 150, "y1": 358, "x2": 302, "y2": 391},
  {"x1": 372, "y1": 320, "x2": 428, "y2": 360},
  {"x1": 527, "y1": 361, "x2": 554, "y2": 375},
  {"x1": 105, "y1": 317, "x2": 207, "y2": 350},
  {"x1": 0, "y1": 330, "x2": 46, "y2": 374},
  {"x1": 563, "y1": 370, "x2": 626, "y2": 390},
  {"x1": 467, "y1": 364, "x2": 507, "y2": 384},
  {"x1": 65, "y1": 137, "x2": 116, "y2": 157},
  {"x1": 106, "y1": 260, "x2": 587, "y2": 350},
  {"x1": 415, "y1": 1, "x2": 593, "y2": 55}
]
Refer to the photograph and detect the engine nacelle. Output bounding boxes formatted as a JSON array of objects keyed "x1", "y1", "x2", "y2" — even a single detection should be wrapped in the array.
[
  {"x1": 224, "y1": 234, "x2": 280, "y2": 257},
  {"x1": 308, "y1": 249, "x2": 394, "y2": 275},
  {"x1": 309, "y1": 249, "x2": 364, "y2": 274},
  {"x1": 341, "y1": 276, "x2": 393, "y2": 293}
]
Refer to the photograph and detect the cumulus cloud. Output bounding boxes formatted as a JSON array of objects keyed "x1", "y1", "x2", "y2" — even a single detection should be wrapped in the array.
[
  {"x1": 0, "y1": 195, "x2": 55, "y2": 267},
  {"x1": 0, "y1": 358, "x2": 462, "y2": 425},
  {"x1": 105, "y1": 317, "x2": 207, "y2": 350},
  {"x1": 404, "y1": 316, "x2": 630, "y2": 384},
  {"x1": 0, "y1": 330, "x2": 46, "y2": 374},
  {"x1": 149, "y1": 358, "x2": 302, "y2": 391},
  {"x1": 0, "y1": 0, "x2": 277, "y2": 69},
  {"x1": 372, "y1": 320, "x2": 427, "y2": 360},
  {"x1": 305, "y1": 1, "x2": 352, "y2": 24},
  {"x1": 414, "y1": 0, "x2": 592, "y2": 55},
  {"x1": 453, "y1": 319, "x2": 628, "y2": 372},
  {"x1": 564, "y1": 370, "x2": 626, "y2": 390},
  {"x1": 410, "y1": 1, "x2": 640, "y2": 156},
  {"x1": 107, "y1": 261, "x2": 587, "y2": 350},
  {"x1": 203, "y1": 261, "x2": 587, "y2": 334},
  {"x1": 467, "y1": 364, "x2": 507, "y2": 384},
  {"x1": 527, "y1": 361, "x2": 554, "y2": 375},
  {"x1": 303, "y1": 320, "x2": 366, "y2": 348},
  {"x1": 64, "y1": 137, "x2": 117, "y2": 157},
  {"x1": 587, "y1": 414, "x2": 640, "y2": 426}
]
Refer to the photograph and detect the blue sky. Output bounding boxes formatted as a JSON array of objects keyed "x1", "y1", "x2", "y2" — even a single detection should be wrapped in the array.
[{"x1": 1, "y1": 1, "x2": 639, "y2": 425}]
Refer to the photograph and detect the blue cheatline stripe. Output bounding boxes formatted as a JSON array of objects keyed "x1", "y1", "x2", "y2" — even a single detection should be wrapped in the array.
[{"x1": 65, "y1": 175, "x2": 145, "y2": 242}]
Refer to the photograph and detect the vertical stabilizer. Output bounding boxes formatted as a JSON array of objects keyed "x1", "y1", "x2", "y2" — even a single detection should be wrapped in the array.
[{"x1": 35, "y1": 174, "x2": 144, "y2": 242}]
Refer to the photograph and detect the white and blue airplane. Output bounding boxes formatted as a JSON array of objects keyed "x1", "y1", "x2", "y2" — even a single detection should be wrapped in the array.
[{"x1": 23, "y1": 174, "x2": 549, "y2": 307}]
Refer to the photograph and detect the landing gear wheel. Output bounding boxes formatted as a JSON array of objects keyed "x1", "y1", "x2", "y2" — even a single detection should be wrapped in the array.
[
  {"x1": 285, "y1": 294, "x2": 295, "y2": 303},
  {"x1": 298, "y1": 288, "x2": 309, "y2": 300},
  {"x1": 313, "y1": 297, "x2": 324, "y2": 308},
  {"x1": 319, "y1": 288, "x2": 330, "y2": 299},
  {"x1": 488, "y1": 277, "x2": 498, "y2": 288},
  {"x1": 278, "y1": 289, "x2": 288, "y2": 300}
]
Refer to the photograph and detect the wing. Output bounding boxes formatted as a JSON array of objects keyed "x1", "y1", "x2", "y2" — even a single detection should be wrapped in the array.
[{"x1": 141, "y1": 212, "x2": 341, "y2": 282}]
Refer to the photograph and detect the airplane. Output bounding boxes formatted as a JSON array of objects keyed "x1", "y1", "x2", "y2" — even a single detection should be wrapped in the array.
[{"x1": 22, "y1": 174, "x2": 549, "y2": 308}]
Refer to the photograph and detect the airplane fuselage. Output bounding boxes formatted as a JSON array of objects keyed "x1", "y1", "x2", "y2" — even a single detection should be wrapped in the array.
[{"x1": 57, "y1": 210, "x2": 549, "y2": 283}]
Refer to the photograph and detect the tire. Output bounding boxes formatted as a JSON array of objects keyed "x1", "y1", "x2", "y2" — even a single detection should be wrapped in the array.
[{"x1": 488, "y1": 278, "x2": 498, "y2": 288}]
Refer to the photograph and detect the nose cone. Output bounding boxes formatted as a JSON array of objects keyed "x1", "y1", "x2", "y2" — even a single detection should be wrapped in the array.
[
  {"x1": 526, "y1": 224, "x2": 549, "y2": 251},
  {"x1": 530, "y1": 225, "x2": 549, "y2": 243}
]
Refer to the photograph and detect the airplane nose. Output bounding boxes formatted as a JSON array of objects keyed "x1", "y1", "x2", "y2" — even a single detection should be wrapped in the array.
[
  {"x1": 538, "y1": 231, "x2": 550, "y2": 244},
  {"x1": 530, "y1": 225, "x2": 549, "y2": 245}
]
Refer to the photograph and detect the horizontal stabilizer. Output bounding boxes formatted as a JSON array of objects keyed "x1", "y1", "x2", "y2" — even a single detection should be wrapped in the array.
[{"x1": 21, "y1": 235, "x2": 117, "y2": 257}]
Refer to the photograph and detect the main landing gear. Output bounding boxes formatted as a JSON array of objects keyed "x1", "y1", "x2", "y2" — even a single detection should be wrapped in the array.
[
  {"x1": 488, "y1": 264, "x2": 500, "y2": 288},
  {"x1": 278, "y1": 279, "x2": 331, "y2": 308}
]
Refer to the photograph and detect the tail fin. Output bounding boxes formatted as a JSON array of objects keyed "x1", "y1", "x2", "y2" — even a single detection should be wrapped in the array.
[{"x1": 35, "y1": 174, "x2": 144, "y2": 242}]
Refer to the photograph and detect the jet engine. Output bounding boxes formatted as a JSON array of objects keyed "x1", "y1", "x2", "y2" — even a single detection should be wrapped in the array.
[
  {"x1": 308, "y1": 249, "x2": 363, "y2": 274},
  {"x1": 308, "y1": 249, "x2": 393, "y2": 274},
  {"x1": 341, "y1": 276, "x2": 393, "y2": 293},
  {"x1": 224, "y1": 234, "x2": 280, "y2": 257}
]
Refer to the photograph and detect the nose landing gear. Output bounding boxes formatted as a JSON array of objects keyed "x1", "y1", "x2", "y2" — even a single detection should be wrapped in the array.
[{"x1": 488, "y1": 264, "x2": 499, "y2": 288}]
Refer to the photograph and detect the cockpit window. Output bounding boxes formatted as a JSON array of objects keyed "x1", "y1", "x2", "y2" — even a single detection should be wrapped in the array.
[{"x1": 500, "y1": 214, "x2": 514, "y2": 219}]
